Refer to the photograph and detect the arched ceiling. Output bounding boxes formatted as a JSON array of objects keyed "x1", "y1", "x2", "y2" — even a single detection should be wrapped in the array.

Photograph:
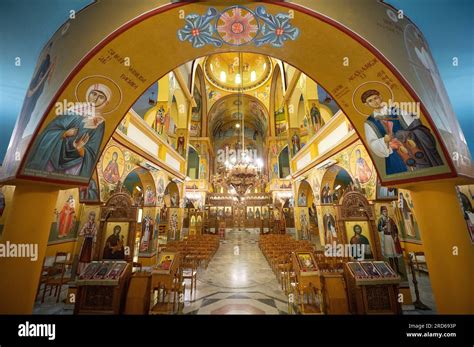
[
  {"x1": 1, "y1": 1, "x2": 467, "y2": 187},
  {"x1": 204, "y1": 52, "x2": 272, "y2": 92},
  {"x1": 208, "y1": 94, "x2": 268, "y2": 138}
]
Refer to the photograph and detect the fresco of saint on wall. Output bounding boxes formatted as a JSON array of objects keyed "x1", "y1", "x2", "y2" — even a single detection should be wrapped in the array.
[
  {"x1": 24, "y1": 76, "x2": 122, "y2": 182},
  {"x1": 352, "y1": 81, "x2": 445, "y2": 178}
]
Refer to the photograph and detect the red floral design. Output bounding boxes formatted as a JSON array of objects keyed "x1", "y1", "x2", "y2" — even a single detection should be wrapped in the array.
[{"x1": 217, "y1": 7, "x2": 258, "y2": 45}]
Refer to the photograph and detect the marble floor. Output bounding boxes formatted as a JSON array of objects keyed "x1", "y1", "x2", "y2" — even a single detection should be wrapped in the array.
[
  {"x1": 182, "y1": 228, "x2": 289, "y2": 314},
  {"x1": 401, "y1": 270, "x2": 437, "y2": 314},
  {"x1": 33, "y1": 228, "x2": 437, "y2": 315}
]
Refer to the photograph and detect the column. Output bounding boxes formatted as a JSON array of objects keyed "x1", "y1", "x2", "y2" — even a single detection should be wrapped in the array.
[
  {"x1": 408, "y1": 181, "x2": 474, "y2": 314},
  {"x1": 0, "y1": 183, "x2": 59, "y2": 313}
]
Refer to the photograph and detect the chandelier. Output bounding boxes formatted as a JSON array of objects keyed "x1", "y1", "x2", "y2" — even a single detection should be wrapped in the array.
[
  {"x1": 229, "y1": 160, "x2": 265, "y2": 195},
  {"x1": 211, "y1": 52, "x2": 267, "y2": 196},
  {"x1": 212, "y1": 159, "x2": 266, "y2": 196}
]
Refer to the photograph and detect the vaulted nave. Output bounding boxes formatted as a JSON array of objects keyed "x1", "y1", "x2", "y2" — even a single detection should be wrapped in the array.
[{"x1": 0, "y1": 1, "x2": 472, "y2": 320}]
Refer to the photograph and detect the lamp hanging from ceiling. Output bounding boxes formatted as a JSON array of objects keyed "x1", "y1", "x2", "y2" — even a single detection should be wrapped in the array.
[{"x1": 211, "y1": 53, "x2": 267, "y2": 196}]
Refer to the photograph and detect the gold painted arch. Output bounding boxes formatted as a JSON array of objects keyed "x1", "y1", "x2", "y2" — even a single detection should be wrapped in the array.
[
  {"x1": 3, "y1": 0, "x2": 469, "y2": 188},
  {"x1": 207, "y1": 93, "x2": 269, "y2": 138}
]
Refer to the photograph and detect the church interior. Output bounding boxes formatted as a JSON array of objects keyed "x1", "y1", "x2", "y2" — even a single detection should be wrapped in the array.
[{"x1": 0, "y1": 1, "x2": 473, "y2": 319}]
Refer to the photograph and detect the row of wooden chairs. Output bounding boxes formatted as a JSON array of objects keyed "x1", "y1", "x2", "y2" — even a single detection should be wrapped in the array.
[
  {"x1": 162, "y1": 235, "x2": 220, "y2": 298},
  {"x1": 259, "y1": 235, "x2": 314, "y2": 295},
  {"x1": 149, "y1": 260, "x2": 185, "y2": 315},
  {"x1": 260, "y1": 235, "x2": 323, "y2": 314},
  {"x1": 259, "y1": 235, "x2": 348, "y2": 314}
]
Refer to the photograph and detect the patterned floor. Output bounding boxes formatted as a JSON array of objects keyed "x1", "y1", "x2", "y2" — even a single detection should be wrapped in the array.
[
  {"x1": 182, "y1": 228, "x2": 289, "y2": 314},
  {"x1": 33, "y1": 228, "x2": 437, "y2": 315}
]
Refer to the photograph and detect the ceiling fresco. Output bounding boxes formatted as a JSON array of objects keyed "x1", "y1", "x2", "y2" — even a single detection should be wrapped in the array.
[
  {"x1": 208, "y1": 94, "x2": 268, "y2": 139},
  {"x1": 204, "y1": 53, "x2": 272, "y2": 92}
]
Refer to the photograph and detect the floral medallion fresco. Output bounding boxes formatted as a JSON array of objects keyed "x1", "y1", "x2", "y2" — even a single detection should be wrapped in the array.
[{"x1": 177, "y1": 6, "x2": 299, "y2": 48}]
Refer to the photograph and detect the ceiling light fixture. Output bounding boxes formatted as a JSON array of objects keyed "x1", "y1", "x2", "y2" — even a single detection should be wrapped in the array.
[
  {"x1": 250, "y1": 70, "x2": 256, "y2": 82},
  {"x1": 220, "y1": 71, "x2": 226, "y2": 82}
]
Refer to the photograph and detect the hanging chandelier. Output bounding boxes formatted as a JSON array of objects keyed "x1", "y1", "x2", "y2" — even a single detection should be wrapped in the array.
[
  {"x1": 211, "y1": 53, "x2": 267, "y2": 196},
  {"x1": 226, "y1": 159, "x2": 263, "y2": 195},
  {"x1": 212, "y1": 157, "x2": 266, "y2": 196}
]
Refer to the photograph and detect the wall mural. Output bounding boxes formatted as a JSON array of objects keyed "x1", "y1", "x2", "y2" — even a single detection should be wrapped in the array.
[
  {"x1": 301, "y1": 140, "x2": 378, "y2": 246},
  {"x1": 117, "y1": 114, "x2": 130, "y2": 135},
  {"x1": 98, "y1": 140, "x2": 135, "y2": 202},
  {"x1": 153, "y1": 172, "x2": 167, "y2": 207},
  {"x1": 308, "y1": 141, "x2": 377, "y2": 201},
  {"x1": 190, "y1": 142, "x2": 209, "y2": 181},
  {"x1": 349, "y1": 143, "x2": 374, "y2": 186},
  {"x1": 352, "y1": 82, "x2": 445, "y2": 178},
  {"x1": 8, "y1": 1, "x2": 462, "y2": 188},
  {"x1": 395, "y1": 190, "x2": 421, "y2": 242},
  {"x1": 101, "y1": 145, "x2": 125, "y2": 185},
  {"x1": 76, "y1": 205, "x2": 100, "y2": 274},
  {"x1": 177, "y1": 6, "x2": 299, "y2": 48},
  {"x1": 1, "y1": 37, "x2": 59, "y2": 179},
  {"x1": 374, "y1": 202, "x2": 411, "y2": 282},
  {"x1": 203, "y1": 53, "x2": 272, "y2": 92},
  {"x1": 320, "y1": 205, "x2": 338, "y2": 246},
  {"x1": 97, "y1": 138, "x2": 179, "y2": 206},
  {"x1": 290, "y1": 129, "x2": 301, "y2": 156},
  {"x1": 275, "y1": 107, "x2": 287, "y2": 137},
  {"x1": 48, "y1": 188, "x2": 80, "y2": 245},
  {"x1": 455, "y1": 185, "x2": 474, "y2": 244},
  {"x1": 175, "y1": 129, "x2": 187, "y2": 158},
  {"x1": 403, "y1": 23, "x2": 472, "y2": 177},
  {"x1": 0, "y1": 186, "x2": 15, "y2": 239},
  {"x1": 147, "y1": 102, "x2": 173, "y2": 138},
  {"x1": 139, "y1": 208, "x2": 157, "y2": 255},
  {"x1": 79, "y1": 170, "x2": 100, "y2": 204},
  {"x1": 190, "y1": 86, "x2": 202, "y2": 137},
  {"x1": 308, "y1": 100, "x2": 325, "y2": 134},
  {"x1": 23, "y1": 76, "x2": 122, "y2": 183}
]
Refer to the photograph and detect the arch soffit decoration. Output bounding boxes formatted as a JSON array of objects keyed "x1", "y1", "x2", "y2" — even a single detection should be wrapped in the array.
[
  {"x1": 297, "y1": 180, "x2": 314, "y2": 199},
  {"x1": 190, "y1": 64, "x2": 207, "y2": 136},
  {"x1": 207, "y1": 93, "x2": 269, "y2": 137},
  {"x1": 5, "y1": 1, "x2": 463, "y2": 189},
  {"x1": 269, "y1": 63, "x2": 283, "y2": 137},
  {"x1": 123, "y1": 166, "x2": 156, "y2": 191},
  {"x1": 278, "y1": 145, "x2": 289, "y2": 160},
  {"x1": 320, "y1": 164, "x2": 353, "y2": 192},
  {"x1": 164, "y1": 180, "x2": 180, "y2": 199}
]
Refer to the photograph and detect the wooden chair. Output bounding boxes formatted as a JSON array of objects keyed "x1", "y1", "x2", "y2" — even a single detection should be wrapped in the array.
[
  {"x1": 54, "y1": 252, "x2": 68, "y2": 264},
  {"x1": 297, "y1": 283, "x2": 324, "y2": 315},
  {"x1": 149, "y1": 282, "x2": 174, "y2": 314},
  {"x1": 181, "y1": 256, "x2": 197, "y2": 297},
  {"x1": 171, "y1": 271, "x2": 186, "y2": 314},
  {"x1": 41, "y1": 260, "x2": 70, "y2": 303},
  {"x1": 36, "y1": 256, "x2": 54, "y2": 300},
  {"x1": 277, "y1": 257, "x2": 292, "y2": 294}
]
